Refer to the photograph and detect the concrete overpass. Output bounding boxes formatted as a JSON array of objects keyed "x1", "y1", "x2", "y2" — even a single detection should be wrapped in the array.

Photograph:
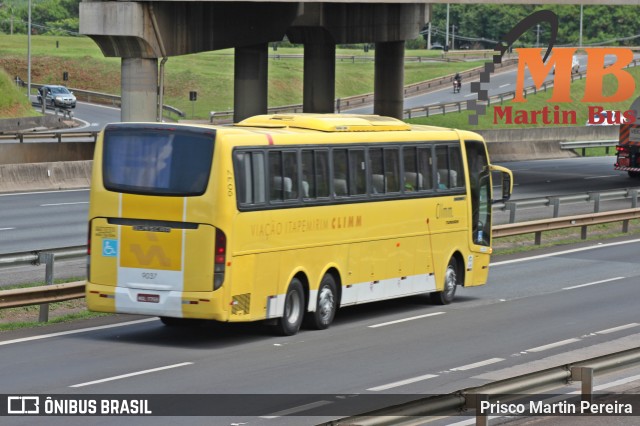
[{"x1": 79, "y1": 1, "x2": 430, "y2": 122}]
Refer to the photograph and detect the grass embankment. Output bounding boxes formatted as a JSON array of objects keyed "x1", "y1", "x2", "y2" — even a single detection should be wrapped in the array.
[
  {"x1": 0, "y1": 35, "x2": 485, "y2": 119},
  {"x1": 0, "y1": 67, "x2": 39, "y2": 118}
]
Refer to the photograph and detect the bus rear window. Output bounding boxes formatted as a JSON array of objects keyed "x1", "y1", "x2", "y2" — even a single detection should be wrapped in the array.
[{"x1": 102, "y1": 126, "x2": 215, "y2": 196}]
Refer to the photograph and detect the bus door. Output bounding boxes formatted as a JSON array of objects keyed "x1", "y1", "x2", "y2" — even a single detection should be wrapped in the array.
[{"x1": 464, "y1": 140, "x2": 492, "y2": 286}]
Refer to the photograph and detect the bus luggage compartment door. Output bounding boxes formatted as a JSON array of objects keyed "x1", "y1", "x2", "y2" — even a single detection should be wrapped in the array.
[{"x1": 89, "y1": 218, "x2": 216, "y2": 294}]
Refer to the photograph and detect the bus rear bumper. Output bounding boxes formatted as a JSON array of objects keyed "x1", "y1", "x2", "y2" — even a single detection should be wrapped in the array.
[{"x1": 86, "y1": 282, "x2": 228, "y2": 321}]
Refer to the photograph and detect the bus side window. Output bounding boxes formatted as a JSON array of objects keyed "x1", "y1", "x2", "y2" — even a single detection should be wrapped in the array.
[
  {"x1": 315, "y1": 150, "x2": 330, "y2": 198},
  {"x1": 417, "y1": 147, "x2": 434, "y2": 190},
  {"x1": 235, "y1": 151, "x2": 265, "y2": 205},
  {"x1": 449, "y1": 146, "x2": 464, "y2": 189},
  {"x1": 283, "y1": 151, "x2": 298, "y2": 200},
  {"x1": 369, "y1": 148, "x2": 385, "y2": 194},
  {"x1": 403, "y1": 146, "x2": 420, "y2": 192},
  {"x1": 349, "y1": 149, "x2": 366, "y2": 196},
  {"x1": 269, "y1": 151, "x2": 284, "y2": 201},
  {"x1": 333, "y1": 149, "x2": 349, "y2": 197},
  {"x1": 384, "y1": 148, "x2": 401, "y2": 193}
]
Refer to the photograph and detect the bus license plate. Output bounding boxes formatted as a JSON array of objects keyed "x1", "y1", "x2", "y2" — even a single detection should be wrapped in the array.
[{"x1": 137, "y1": 293, "x2": 160, "y2": 303}]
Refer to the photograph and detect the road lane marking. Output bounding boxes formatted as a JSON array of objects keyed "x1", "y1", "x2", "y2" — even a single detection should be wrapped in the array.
[
  {"x1": 450, "y1": 358, "x2": 504, "y2": 371},
  {"x1": 260, "y1": 400, "x2": 333, "y2": 419},
  {"x1": 0, "y1": 318, "x2": 158, "y2": 346},
  {"x1": 368, "y1": 312, "x2": 445, "y2": 328},
  {"x1": 499, "y1": 84, "x2": 510, "y2": 88},
  {"x1": 595, "y1": 323, "x2": 639, "y2": 334},
  {"x1": 0, "y1": 189, "x2": 89, "y2": 197},
  {"x1": 563, "y1": 276, "x2": 625, "y2": 290},
  {"x1": 367, "y1": 374, "x2": 438, "y2": 391},
  {"x1": 40, "y1": 202, "x2": 89, "y2": 206},
  {"x1": 491, "y1": 238, "x2": 640, "y2": 267},
  {"x1": 584, "y1": 175, "x2": 617, "y2": 179},
  {"x1": 69, "y1": 362, "x2": 193, "y2": 388},
  {"x1": 525, "y1": 338, "x2": 580, "y2": 353},
  {"x1": 0, "y1": 227, "x2": 14, "y2": 231}
]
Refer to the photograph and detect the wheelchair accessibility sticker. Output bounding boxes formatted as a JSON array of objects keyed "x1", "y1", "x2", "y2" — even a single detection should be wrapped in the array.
[{"x1": 102, "y1": 239, "x2": 118, "y2": 257}]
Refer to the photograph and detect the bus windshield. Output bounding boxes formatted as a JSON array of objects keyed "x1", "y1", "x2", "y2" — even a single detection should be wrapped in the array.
[{"x1": 102, "y1": 125, "x2": 215, "y2": 196}]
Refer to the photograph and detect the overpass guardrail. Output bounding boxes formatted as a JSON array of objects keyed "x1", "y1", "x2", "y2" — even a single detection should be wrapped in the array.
[{"x1": 0, "y1": 131, "x2": 98, "y2": 143}]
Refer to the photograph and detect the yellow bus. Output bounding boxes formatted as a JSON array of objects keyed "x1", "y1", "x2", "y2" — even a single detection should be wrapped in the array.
[{"x1": 86, "y1": 114, "x2": 512, "y2": 335}]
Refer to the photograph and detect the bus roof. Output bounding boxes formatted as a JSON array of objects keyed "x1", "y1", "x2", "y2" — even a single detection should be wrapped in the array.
[{"x1": 235, "y1": 114, "x2": 411, "y2": 132}]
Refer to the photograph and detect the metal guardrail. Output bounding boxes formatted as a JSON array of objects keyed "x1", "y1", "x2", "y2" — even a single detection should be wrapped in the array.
[
  {"x1": 502, "y1": 187, "x2": 640, "y2": 224},
  {"x1": 317, "y1": 346, "x2": 640, "y2": 426},
  {"x1": 0, "y1": 131, "x2": 98, "y2": 143},
  {"x1": 0, "y1": 281, "x2": 84, "y2": 310},
  {"x1": 560, "y1": 139, "x2": 618, "y2": 156}
]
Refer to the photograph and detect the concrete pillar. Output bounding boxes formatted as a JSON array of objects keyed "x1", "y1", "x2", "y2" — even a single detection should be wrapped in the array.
[
  {"x1": 374, "y1": 41, "x2": 405, "y2": 119},
  {"x1": 303, "y1": 42, "x2": 336, "y2": 113},
  {"x1": 121, "y1": 58, "x2": 158, "y2": 122},
  {"x1": 234, "y1": 43, "x2": 268, "y2": 123}
]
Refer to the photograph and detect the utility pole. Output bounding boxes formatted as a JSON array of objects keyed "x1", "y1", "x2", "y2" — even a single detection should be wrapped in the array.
[
  {"x1": 445, "y1": 3, "x2": 450, "y2": 51},
  {"x1": 579, "y1": 4, "x2": 584, "y2": 47},
  {"x1": 536, "y1": 24, "x2": 540, "y2": 48},
  {"x1": 427, "y1": 22, "x2": 432, "y2": 50},
  {"x1": 451, "y1": 25, "x2": 456, "y2": 50}
]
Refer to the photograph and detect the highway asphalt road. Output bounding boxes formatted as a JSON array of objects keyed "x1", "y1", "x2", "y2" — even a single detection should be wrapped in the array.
[{"x1": 0, "y1": 238, "x2": 638, "y2": 425}]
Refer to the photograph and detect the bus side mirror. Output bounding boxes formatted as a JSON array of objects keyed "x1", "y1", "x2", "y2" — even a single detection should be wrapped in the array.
[{"x1": 489, "y1": 165, "x2": 513, "y2": 203}]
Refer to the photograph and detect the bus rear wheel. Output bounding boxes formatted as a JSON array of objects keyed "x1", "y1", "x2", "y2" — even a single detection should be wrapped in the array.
[
  {"x1": 305, "y1": 274, "x2": 337, "y2": 330},
  {"x1": 430, "y1": 258, "x2": 458, "y2": 305},
  {"x1": 276, "y1": 278, "x2": 305, "y2": 336}
]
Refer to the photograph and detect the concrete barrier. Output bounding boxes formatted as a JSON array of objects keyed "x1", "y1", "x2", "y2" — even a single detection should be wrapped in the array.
[
  {"x1": 0, "y1": 115, "x2": 77, "y2": 132},
  {"x1": 0, "y1": 142, "x2": 95, "y2": 165},
  {"x1": 0, "y1": 160, "x2": 92, "y2": 193},
  {"x1": 478, "y1": 125, "x2": 619, "y2": 162}
]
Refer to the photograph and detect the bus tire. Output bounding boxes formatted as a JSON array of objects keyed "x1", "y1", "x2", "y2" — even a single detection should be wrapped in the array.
[
  {"x1": 305, "y1": 274, "x2": 337, "y2": 330},
  {"x1": 430, "y1": 258, "x2": 458, "y2": 305},
  {"x1": 276, "y1": 278, "x2": 305, "y2": 336}
]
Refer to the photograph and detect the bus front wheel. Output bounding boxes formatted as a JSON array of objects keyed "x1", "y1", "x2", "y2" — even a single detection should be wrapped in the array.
[
  {"x1": 305, "y1": 274, "x2": 337, "y2": 330},
  {"x1": 430, "y1": 258, "x2": 458, "y2": 305},
  {"x1": 276, "y1": 278, "x2": 305, "y2": 336}
]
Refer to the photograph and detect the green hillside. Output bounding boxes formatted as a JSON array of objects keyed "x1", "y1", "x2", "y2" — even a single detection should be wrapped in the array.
[{"x1": 0, "y1": 68, "x2": 39, "y2": 118}]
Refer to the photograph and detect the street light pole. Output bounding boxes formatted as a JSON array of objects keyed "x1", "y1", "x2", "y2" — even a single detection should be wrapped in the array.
[{"x1": 445, "y1": 3, "x2": 450, "y2": 51}]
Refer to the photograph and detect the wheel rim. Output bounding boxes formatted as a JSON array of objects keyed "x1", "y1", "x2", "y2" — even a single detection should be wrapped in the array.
[
  {"x1": 284, "y1": 290, "x2": 301, "y2": 325},
  {"x1": 317, "y1": 285, "x2": 335, "y2": 324},
  {"x1": 444, "y1": 264, "x2": 457, "y2": 299}
]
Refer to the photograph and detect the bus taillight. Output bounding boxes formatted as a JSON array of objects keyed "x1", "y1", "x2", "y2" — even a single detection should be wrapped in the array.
[{"x1": 214, "y1": 229, "x2": 226, "y2": 290}]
